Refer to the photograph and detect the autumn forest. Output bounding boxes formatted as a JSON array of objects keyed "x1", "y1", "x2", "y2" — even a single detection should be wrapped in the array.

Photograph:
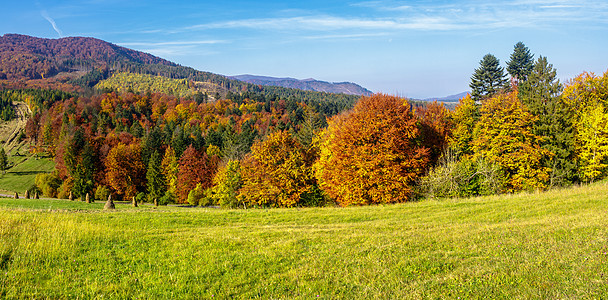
[{"x1": 1, "y1": 35, "x2": 607, "y2": 208}]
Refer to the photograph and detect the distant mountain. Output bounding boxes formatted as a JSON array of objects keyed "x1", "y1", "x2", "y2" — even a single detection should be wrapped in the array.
[
  {"x1": 424, "y1": 91, "x2": 469, "y2": 102},
  {"x1": 231, "y1": 74, "x2": 373, "y2": 96},
  {"x1": 0, "y1": 34, "x2": 364, "y2": 105},
  {"x1": 0, "y1": 33, "x2": 176, "y2": 80}
]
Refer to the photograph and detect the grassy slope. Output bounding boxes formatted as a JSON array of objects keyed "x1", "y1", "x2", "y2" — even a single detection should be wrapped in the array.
[
  {"x1": 0, "y1": 156, "x2": 55, "y2": 194},
  {"x1": 1, "y1": 183, "x2": 608, "y2": 299}
]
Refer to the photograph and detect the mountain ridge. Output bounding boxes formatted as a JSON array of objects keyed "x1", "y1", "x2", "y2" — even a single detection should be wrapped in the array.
[{"x1": 230, "y1": 74, "x2": 373, "y2": 96}]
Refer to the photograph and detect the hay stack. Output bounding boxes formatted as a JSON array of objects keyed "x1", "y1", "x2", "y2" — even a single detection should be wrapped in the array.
[
  {"x1": 104, "y1": 194, "x2": 115, "y2": 210},
  {"x1": 14, "y1": 192, "x2": 18, "y2": 199},
  {"x1": 86, "y1": 193, "x2": 91, "y2": 203},
  {"x1": 34, "y1": 192, "x2": 39, "y2": 199},
  {"x1": 24, "y1": 190, "x2": 30, "y2": 199},
  {"x1": 132, "y1": 196, "x2": 138, "y2": 207},
  {"x1": 69, "y1": 191, "x2": 74, "y2": 201}
]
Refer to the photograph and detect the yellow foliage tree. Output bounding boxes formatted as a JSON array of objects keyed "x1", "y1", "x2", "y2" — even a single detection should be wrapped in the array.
[
  {"x1": 562, "y1": 70, "x2": 608, "y2": 181},
  {"x1": 575, "y1": 104, "x2": 608, "y2": 181},
  {"x1": 448, "y1": 94, "x2": 479, "y2": 156},
  {"x1": 472, "y1": 90, "x2": 551, "y2": 192},
  {"x1": 239, "y1": 130, "x2": 315, "y2": 207}
]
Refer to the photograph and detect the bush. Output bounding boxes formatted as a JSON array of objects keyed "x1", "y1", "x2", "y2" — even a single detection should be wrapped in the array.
[
  {"x1": 187, "y1": 183, "x2": 213, "y2": 206},
  {"x1": 421, "y1": 149, "x2": 506, "y2": 198},
  {"x1": 35, "y1": 172, "x2": 61, "y2": 198},
  {"x1": 95, "y1": 186, "x2": 110, "y2": 201},
  {"x1": 136, "y1": 192, "x2": 146, "y2": 203},
  {"x1": 158, "y1": 191, "x2": 175, "y2": 206},
  {"x1": 57, "y1": 177, "x2": 74, "y2": 199}
]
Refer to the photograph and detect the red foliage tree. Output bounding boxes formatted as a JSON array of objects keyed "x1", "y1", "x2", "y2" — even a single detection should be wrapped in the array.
[{"x1": 176, "y1": 145, "x2": 217, "y2": 203}]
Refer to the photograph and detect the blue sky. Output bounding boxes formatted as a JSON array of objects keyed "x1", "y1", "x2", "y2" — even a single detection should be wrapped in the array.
[{"x1": 2, "y1": 0, "x2": 607, "y2": 98}]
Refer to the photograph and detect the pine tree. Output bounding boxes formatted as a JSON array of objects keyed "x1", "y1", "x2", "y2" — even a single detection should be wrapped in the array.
[
  {"x1": 519, "y1": 56, "x2": 575, "y2": 186},
  {"x1": 146, "y1": 150, "x2": 166, "y2": 203},
  {"x1": 470, "y1": 54, "x2": 508, "y2": 102},
  {"x1": 507, "y1": 42, "x2": 534, "y2": 82}
]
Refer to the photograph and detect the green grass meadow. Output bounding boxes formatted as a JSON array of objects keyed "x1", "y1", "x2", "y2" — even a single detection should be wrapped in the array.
[
  {"x1": 1, "y1": 183, "x2": 608, "y2": 299},
  {"x1": 0, "y1": 155, "x2": 55, "y2": 194}
]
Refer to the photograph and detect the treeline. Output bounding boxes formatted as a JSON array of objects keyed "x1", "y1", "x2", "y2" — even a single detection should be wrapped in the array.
[{"x1": 423, "y1": 43, "x2": 608, "y2": 198}]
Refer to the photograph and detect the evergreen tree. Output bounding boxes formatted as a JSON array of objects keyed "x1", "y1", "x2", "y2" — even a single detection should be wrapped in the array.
[
  {"x1": 0, "y1": 148, "x2": 8, "y2": 173},
  {"x1": 72, "y1": 143, "x2": 96, "y2": 200},
  {"x1": 470, "y1": 54, "x2": 508, "y2": 102},
  {"x1": 507, "y1": 42, "x2": 534, "y2": 82},
  {"x1": 519, "y1": 56, "x2": 575, "y2": 186},
  {"x1": 146, "y1": 150, "x2": 166, "y2": 203}
]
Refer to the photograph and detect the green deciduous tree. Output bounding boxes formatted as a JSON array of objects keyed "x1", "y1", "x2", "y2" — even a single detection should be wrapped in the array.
[{"x1": 470, "y1": 54, "x2": 508, "y2": 102}]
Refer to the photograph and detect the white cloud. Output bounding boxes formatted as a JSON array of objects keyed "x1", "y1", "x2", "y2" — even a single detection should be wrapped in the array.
[{"x1": 41, "y1": 10, "x2": 63, "y2": 37}]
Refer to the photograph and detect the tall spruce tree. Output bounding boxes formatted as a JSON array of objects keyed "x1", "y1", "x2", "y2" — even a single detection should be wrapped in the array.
[
  {"x1": 146, "y1": 150, "x2": 166, "y2": 203},
  {"x1": 519, "y1": 56, "x2": 575, "y2": 186},
  {"x1": 470, "y1": 54, "x2": 508, "y2": 102},
  {"x1": 507, "y1": 42, "x2": 534, "y2": 82}
]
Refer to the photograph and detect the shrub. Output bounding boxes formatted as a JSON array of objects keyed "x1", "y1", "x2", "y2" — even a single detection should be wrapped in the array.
[
  {"x1": 94, "y1": 186, "x2": 110, "y2": 201},
  {"x1": 35, "y1": 172, "x2": 61, "y2": 198},
  {"x1": 421, "y1": 149, "x2": 506, "y2": 198}
]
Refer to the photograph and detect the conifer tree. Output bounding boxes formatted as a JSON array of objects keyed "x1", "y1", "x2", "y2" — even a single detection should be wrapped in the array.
[
  {"x1": 507, "y1": 42, "x2": 534, "y2": 82},
  {"x1": 0, "y1": 148, "x2": 7, "y2": 173},
  {"x1": 519, "y1": 56, "x2": 575, "y2": 185},
  {"x1": 146, "y1": 150, "x2": 166, "y2": 203},
  {"x1": 470, "y1": 54, "x2": 508, "y2": 102}
]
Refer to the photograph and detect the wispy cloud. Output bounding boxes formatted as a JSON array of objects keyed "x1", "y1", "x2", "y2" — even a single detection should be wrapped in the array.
[
  {"x1": 119, "y1": 40, "x2": 227, "y2": 47},
  {"x1": 41, "y1": 10, "x2": 63, "y2": 37}
]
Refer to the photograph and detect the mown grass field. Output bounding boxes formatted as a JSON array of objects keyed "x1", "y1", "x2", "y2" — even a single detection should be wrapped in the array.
[{"x1": 1, "y1": 183, "x2": 607, "y2": 299}]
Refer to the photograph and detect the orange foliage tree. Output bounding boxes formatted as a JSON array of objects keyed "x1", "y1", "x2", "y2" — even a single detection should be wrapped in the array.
[
  {"x1": 416, "y1": 100, "x2": 453, "y2": 164},
  {"x1": 105, "y1": 142, "x2": 145, "y2": 199},
  {"x1": 239, "y1": 130, "x2": 317, "y2": 207},
  {"x1": 315, "y1": 94, "x2": 430, "y2": 206},
  {"x1": 176, "y1": 145, "x2": 217, "y2": 203}
]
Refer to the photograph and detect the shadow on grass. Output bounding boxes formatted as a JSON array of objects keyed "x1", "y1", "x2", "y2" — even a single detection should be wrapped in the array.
[{"x1": 6, "y1": 171, "x2": 47, "y2": 176}]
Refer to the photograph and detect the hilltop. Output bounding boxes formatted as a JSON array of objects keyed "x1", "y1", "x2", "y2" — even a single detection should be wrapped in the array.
[{"x1": 231, "y1": 74, "x2": 373, "y2": 96}]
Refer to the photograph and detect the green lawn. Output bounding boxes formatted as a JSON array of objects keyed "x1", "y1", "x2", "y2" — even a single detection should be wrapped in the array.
[{"x1": 1, "y1": 183, "x2": 607, "y2": 299}]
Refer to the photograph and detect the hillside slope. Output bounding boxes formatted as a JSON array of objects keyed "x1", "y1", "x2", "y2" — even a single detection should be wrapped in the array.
[{"x1": 231, "y1": 74, "x2": 373, "y2": 96}]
